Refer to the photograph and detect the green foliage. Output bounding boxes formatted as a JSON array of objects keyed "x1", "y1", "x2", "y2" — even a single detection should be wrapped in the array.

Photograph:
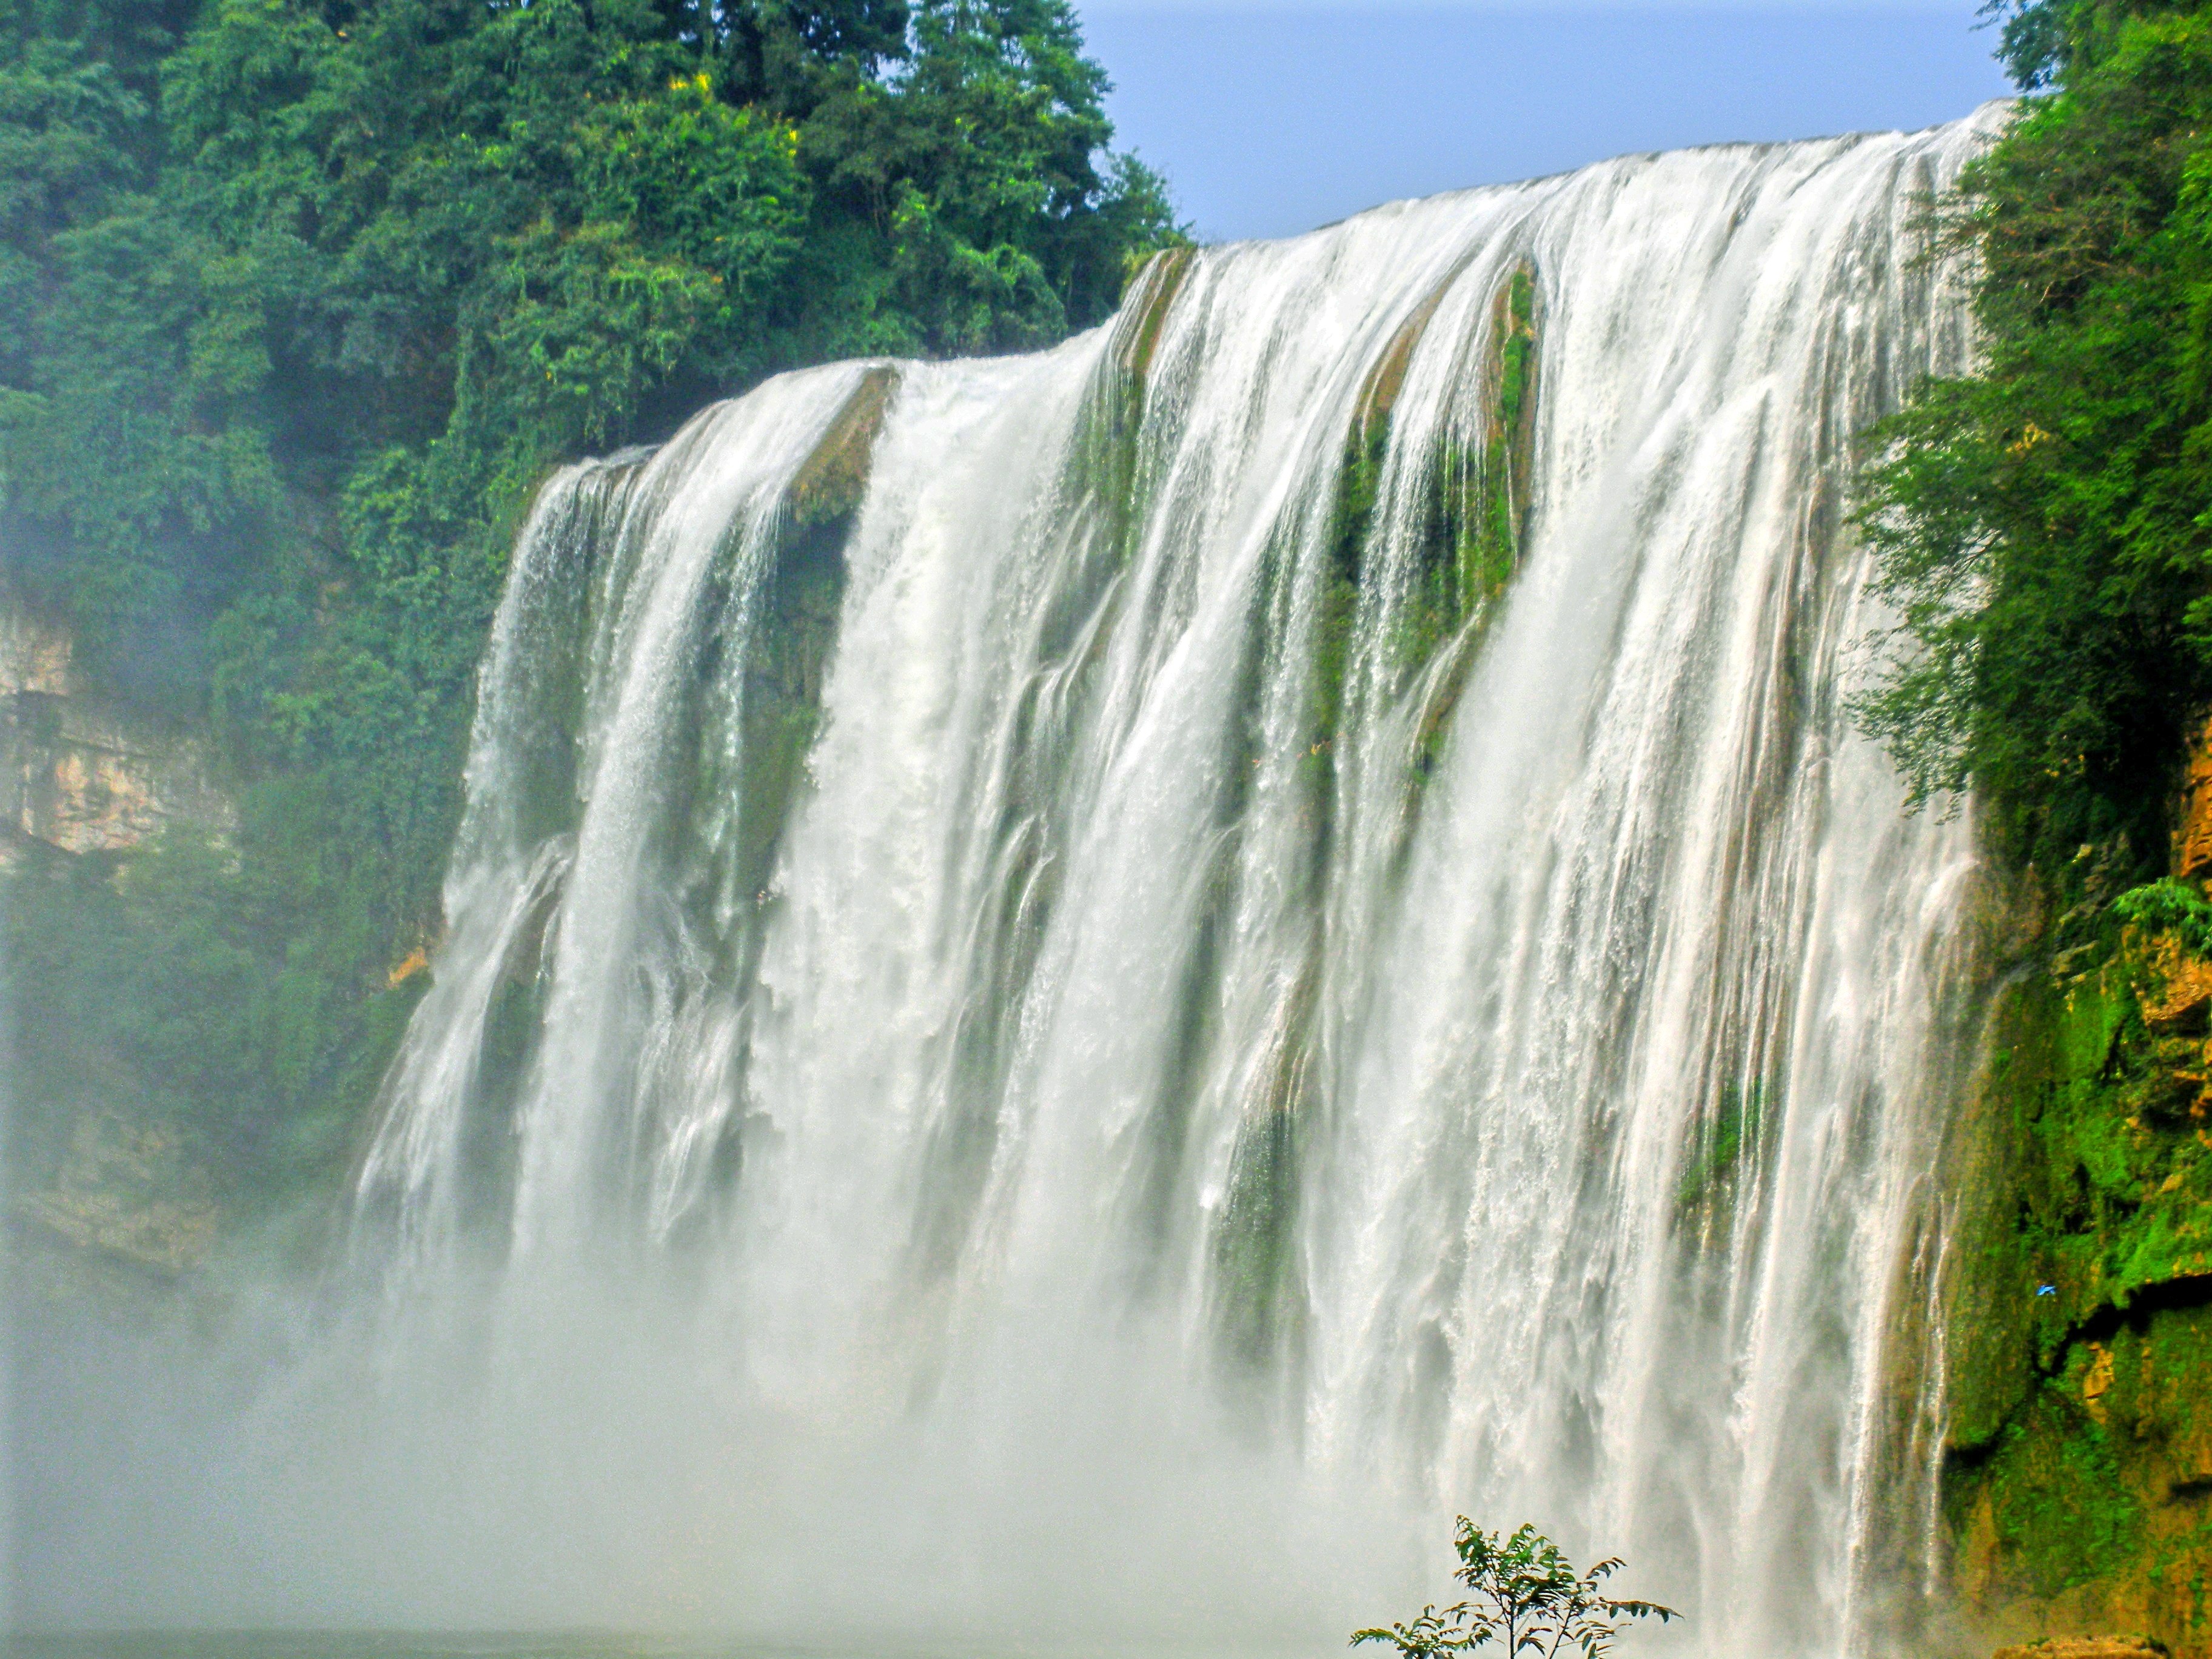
[
  {"x1": 1353, "y1": 1520, "x2": 1677, "y2": 1659},
  {"x1": 2116, "y1": 875, "x2": 2212, "y2": 953},
  {"x1": 2, "y1": 830, "x2": 429, "y2": 1185},
  {"x1": 1946, "y1": 1300, "x2": 2212, "y2": 1627},
  {"x1": 1854, "y1": 0, "x2": 2212, "y2": 886},
  {"x1": 0, "y1": 0, "x2": 1183, "y2": 1204},
  {"x1": 1674, "y1": 1077, "x2": 1764, "y2": 1219}
]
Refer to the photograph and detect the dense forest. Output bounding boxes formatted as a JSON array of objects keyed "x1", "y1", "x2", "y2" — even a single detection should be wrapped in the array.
[
  {"x1": 0, "y1": 0, "x2": 1180, "y2": 1195},
  {"x1": 1862, "y1": 0, "x2": 2212, "y2": 899}
]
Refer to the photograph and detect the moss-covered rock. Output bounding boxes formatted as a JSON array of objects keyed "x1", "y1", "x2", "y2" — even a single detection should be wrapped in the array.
[
  {"x1": 1198, "y1": 265, "x2": 1547, "y2": 1385},
  {"x1": 1942, "y1": 733, "x2": 2212, "y2": 1652},
  {"x1": 726, "y1": 366, "x2": 902, "y2": 913},
  {"x1": 1951, "y1": 1303, "x2": 2212, "y2": 1650},
  {"x1": 788, "y1": 365, "x2": 899, "y2": 528},
  {"x1": 1320, "y1": 263, "x2": 1540, "y2": 792}
]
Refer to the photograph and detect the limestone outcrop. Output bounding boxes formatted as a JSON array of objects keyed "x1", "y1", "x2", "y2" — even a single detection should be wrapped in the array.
[
  {"x1": 18, "y1": 1110, "x2": 219, "y2": 1275},
  {"x1": 1995, "y1": 1640, "x2": 2170, "y2": 1659},
  {"x1": 0, "y1": 592, "x2": 232, "y2": 863},
  {"x1": 2, "y1": 590, "x2": 233, "y2": 1280}
]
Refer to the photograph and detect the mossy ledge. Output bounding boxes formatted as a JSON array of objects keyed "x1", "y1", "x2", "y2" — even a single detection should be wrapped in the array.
[
  {"x1": 1069, "y1": 246, "x2": 1198, "y2": 569},
  {"x1": 735, "y1": 365, "x2": 902, "y2": 905},
  {"x1": 1200, "y1": 263, "x2": 1544, "y2": 1387},
  {"x1": 1314, "y1": 260, "x2": 1541, "y2": 789},
  {"x1": 1113, "y1": 245, "x2": 1197, "y2": 389},
  {"x1": 1937, "y1": 727, "x2": 2212, "y2": 1655}
]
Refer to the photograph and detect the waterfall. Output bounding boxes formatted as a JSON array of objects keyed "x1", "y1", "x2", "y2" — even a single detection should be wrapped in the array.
[{"x1": 343, "y1": 110, "x2": 2002, "y2": 1647}]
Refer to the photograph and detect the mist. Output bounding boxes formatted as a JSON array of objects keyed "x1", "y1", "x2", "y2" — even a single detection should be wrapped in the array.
[{"x1": 15, "y1": 1250, "x2": 1439, "y2": 1632}]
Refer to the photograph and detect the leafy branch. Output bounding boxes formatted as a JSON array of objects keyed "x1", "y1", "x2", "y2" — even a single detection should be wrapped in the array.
[{"x1": 1353, "y1": 1520, "x2": 1678, "y2": 1659}]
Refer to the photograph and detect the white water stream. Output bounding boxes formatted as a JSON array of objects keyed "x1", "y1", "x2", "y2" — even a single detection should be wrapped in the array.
[{"x1": 19, "y1": 111, "x2": 2005, "y2": 1644}]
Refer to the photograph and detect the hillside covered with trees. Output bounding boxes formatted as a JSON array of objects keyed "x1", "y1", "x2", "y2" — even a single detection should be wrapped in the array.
[{"x1": 0, "y1": 0, "x2": 1180, "y2": 1199}]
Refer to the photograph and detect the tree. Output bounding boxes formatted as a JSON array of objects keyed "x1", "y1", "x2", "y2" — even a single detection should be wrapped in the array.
[
  {"x1": 1353, "y1": 1520, "x2": 1678, "y2": 1659},
  {"x1": 0, "y1": 0, "x2": 1186, "y2": 1196},
  {"x1": 1853, "y1": 0, "x2": 2212, "y2": 892}
]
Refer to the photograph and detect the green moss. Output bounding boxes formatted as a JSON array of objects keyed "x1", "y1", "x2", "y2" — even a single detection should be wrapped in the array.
[
  {"x1": 1943, "y1": 901, "x2": 2212, "y2": 1644},
  {"x1": 788, "y1": 367, "x2": 900, "y2": 529},
  {"x1": 1198, "y1": 266, "x2": 1546, "y2": 1393},
  {"x1": 1951, "y1": 1305, "x2": 2212, "y2": 1639},
  {"x1": 1962, "y1": 1372, "x2": 2144, "y2": 1599},
  {"x1": 734, "y1": 523, "x2": 846, "y2": 908},
  {"x1": 1470, "y1": 265, "x2": 1538, "y2": 609},
  {"x1": 722, "y1": 372, "x2": 896, "y2": 924},
  {"x1": 1209, "y1": 967, "x2": 1317, "y2": 1379},
  {"x1": 1059, "y1": 247, "x2": 1198, "y2": 584},
  {"x1": 1318, "y1": 263, "x2": 1541, "y2": 788},
  {"x1": 1115, "y1": 247, "x2": 1196, "y2": 389},
  {"x1": 1213, "y1": 1087, "x2": 1302, "y2": 1369},
  {"x1": 1675, "y1": 1077, "x2": 1765, "y2": 1222}
]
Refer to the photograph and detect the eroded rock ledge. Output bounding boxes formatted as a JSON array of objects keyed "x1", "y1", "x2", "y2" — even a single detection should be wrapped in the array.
[{"x1": 0, "y1": 590, "x2": 231, "y2": 865}]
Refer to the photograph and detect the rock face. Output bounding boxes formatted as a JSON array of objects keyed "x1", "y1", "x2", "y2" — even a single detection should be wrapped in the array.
[
  {"x1": 2141, "y1": 934, "x2": 2212, "y2": 1034},
  {"x1": 2, "y1": 589, "x2": 233, "y2": 1277},
  {"x1": 2176, "y1": 728, "x2": 2212, "y2": 883},
  {"x1": 18, "y1": 1111, "x2": 220, "y2": 1275},
  {"x1": 0, "y1": 592, "x2": 231, "y2": 863},
  {"x1": 1996, "y1": 1640, "x2": 2171, "y2": 1659},
  {"x1": 1938, "y1": 725, "x2": 2212, "y2": 1657}
]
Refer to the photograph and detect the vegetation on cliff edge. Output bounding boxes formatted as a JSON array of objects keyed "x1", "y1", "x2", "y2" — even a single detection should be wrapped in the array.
[
  {"x1": 0, "y1": 0, "x2": 1182, "y2": 1201},
  {"x1": 1858, "y1": 0, "x2": 2212, "y2": 891},
  {"x1": 1861, "y1": 0, "x2": 2212, "y2": 1629}
]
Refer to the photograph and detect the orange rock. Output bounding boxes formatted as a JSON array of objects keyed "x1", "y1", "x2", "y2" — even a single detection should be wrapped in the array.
[
  {"x1": 1993, "y1": 1640, "x2": 2168, "y2": 1659},
  {"x1": 2176, "y1": 716, "x2": 2212, "y2": 880},
  {"x1": 2143, "y1": 934, "x2": 2212, "y2": 1033},
  {"x1": 3, "y1": 586, "x2": 233, "y2": 857}
]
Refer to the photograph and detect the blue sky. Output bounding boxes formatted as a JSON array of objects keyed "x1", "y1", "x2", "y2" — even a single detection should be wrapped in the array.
[{"x1": 1075, "y1": 4, "x2": 2015, "y2": 241}]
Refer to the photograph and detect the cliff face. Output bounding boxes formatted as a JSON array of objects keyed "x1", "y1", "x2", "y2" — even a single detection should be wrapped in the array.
[
  {"x1": 2, "y1": 589, "x2": 233, "y2": 1278},
  {"x1": 0, "y1": 594, "x2": 231, "y2": 865},
  {"x1": 1940, "y1": 737, "x2": 2212, "y2": 1654}
]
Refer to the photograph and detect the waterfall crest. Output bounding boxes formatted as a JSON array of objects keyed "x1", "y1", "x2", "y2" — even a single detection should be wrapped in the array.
[{"x1": 354, "y1": 110, "x2": 2003, "y2": 1648}]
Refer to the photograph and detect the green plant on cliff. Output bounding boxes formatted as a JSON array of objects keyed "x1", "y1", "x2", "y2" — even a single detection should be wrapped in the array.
[
  {"x1": 1353, "y1": 1520, "x2": 1677, "y2": 1659},
  {"x1": 1855, "y1": 0, "x2": 2212, "y2": 883},
  {"x1": 2116, "y1": 876, "x2": 2212, "y2": 955},
  {"x1": 1852, "y1": 0, "x2": 2212, "y2": 1624},
  {"x1": 0, "y1": 0, "x2": 1183, "y2": 1198}
]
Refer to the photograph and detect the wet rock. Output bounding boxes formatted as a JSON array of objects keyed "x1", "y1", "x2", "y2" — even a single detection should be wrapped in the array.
[
  {"x1": 1110, "y1": 246, "x2": 1195, "y2": 387},
  {"x1": 2176, "y1": 719, "x2": 2212, "y2": 881},
  {"x1": 2142, "y1": 937, "x2": 2212, "y2": 1034},
  {"x1": 787, "y1": 365, "x2": 899, "y2": 527},
  {"x1": 1994, "y1": 1640, "x2": 2170, "y2": 1659},
  {"x1": 17, "y1": 1110, "x2": 220, "y2": 1276},
  {"x1": 0, "y1": 588, "x2": 232, "y2": 862}
]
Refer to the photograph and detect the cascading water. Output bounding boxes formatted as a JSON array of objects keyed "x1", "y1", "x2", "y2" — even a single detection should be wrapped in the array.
[{"x1": 23, "y1": 109, "x2": 2006, "y2": 1643}]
